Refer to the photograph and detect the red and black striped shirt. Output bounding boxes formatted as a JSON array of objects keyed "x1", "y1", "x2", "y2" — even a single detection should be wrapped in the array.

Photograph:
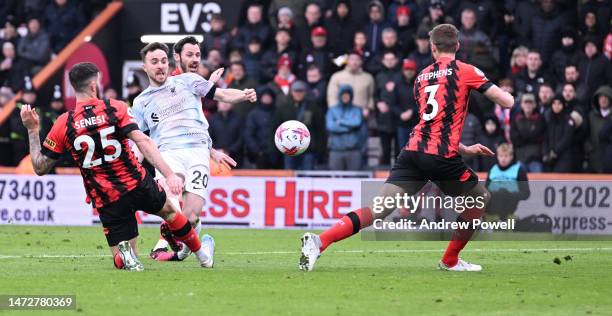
[
  {"x1": 41, "y1": 98, "x2": 145, "y2": 208},
  {"x1": 406, "y1": 56, "x2": 492, "y2": 158}
]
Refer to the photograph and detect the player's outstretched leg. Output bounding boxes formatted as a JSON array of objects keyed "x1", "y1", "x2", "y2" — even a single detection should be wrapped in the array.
[
  {"x1": 156, "y1": 199, "x2": 211, "y2": 267},
  {"x1": 438, "y1": 184, "x2": 491, "y2": 272},
  {"x1": 150, "y1": 189, "x2": 182, "y2": 260},
  {"x1": 299, "y1": 183, "x2": 406, "y2": 271}
]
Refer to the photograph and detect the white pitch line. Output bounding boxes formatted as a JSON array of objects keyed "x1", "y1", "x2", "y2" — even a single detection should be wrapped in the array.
[{"x1": 1, "y1": 247, "x2": 612, "y2": 259}]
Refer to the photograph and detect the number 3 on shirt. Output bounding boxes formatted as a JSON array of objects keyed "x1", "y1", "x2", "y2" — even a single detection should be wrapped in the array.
[
  {"x1": 422, "y1": 84, "x2": 440, "y2": 121},
  {"x1": 73, "y1": 126, "x2": 121, "y2": 168}
]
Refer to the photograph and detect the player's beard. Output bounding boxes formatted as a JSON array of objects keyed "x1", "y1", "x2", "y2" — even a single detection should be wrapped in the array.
[
  {"x1": 149, "y1": 70, "x2": 167, "y2": 86},
  {"x1": 180, "y1": 58, "x2": 199, "y2": 73}
]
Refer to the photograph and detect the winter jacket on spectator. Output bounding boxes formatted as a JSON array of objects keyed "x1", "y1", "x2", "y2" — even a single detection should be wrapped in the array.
[
  {"x1": 461, "y1": 112, "x2": 484, "y2": 171},
  {"x1": 512, "y1": 0, "x2": 537, "y2": 47},
  {"x1": 327, "y1": 85, "x2": 363, "y2": 151},
  {"x1": 394, "y1": 22, "x2": 416, "y2": 56},
  {"x1": 543, "y1": 103, "x2": 575, "y2": 172},
  {"x1": 271, "y1": 96, "x2": 325, "y2": 155},
  {"x1": 203, "y1": 28, "x2": 231, "y2": 57},
  {"x1": 580, "y1": 1, "x2": 611, "y2": 40},
  {"x1": 43, "y1": 1, "x2": 85, "y2": 53},
  {"x1": 261, "y1": 46, "x2": 298, "y2": 82},
  {"x1": 375, "y1": 65, "x2": 402, "y2": 134},
  {"x1": 455, "y1": 0, "x2": 498, "y2": 38},
  {"x1": 458, "y1": 27, "x2": 492, "y2": 62},
  {"x1": 480, "y1": 115, "x2": 506, "y2": 171},
  {"x1": 228, "y1": 76, "x2": 259, "y2": 118},
  {"x1": 577, "y1": 51, "x2": 612, "y2": 100},
  {"x1": 209, "y1": 109, "x2": 244, "y2": 166},
  {"x1": 511, "y1": 109, "x2": 546, "y2": 164},
  {"x1": 550, "y1": 32, "x2": 579, "y2": 85},
  {"x1": 237, "y1": 0, "x2": 271, "y2": 27},
  {"x1": 305, "y1": 78, "x2": 327, "y2": 109},
  {"x1": 363, "y1": 1, "x2": 391, "y2": 54},
  {"x1": 585, "y1": 85, "x2": 612, "y2": 173},
  {"x1": 599, "y1": 119, "x2": 612, "y2": 173},
  {"x1": 244, "y1": 87, "x2": 281, "y2": 168},
  {"x1": 325, "y1": 0, "x2": 357, "y2": 56},
  {"x1": 390, "y1": 73, "x2": 418, "y2": 129},
  {"x1": 268, "y1": 0, "x2": 308, "y2": 28},
  {"x1": 233, "y1": 20, "x2": 272, "y2": 52},
  {"x1": 17, "y1": 28, "x2": 50, "y2": 67},
  {"x1": 513, "y1": 68, "x2": 552, "y2": 95},
  {"x1": 298, "y1": 45, "x2": 334, "y2": 79},
  {"x1": 408, "y1": 49, "x2": 432, "y2": 73},
  {"x1": 327, "y1": 66, "x2": 375, "y2": 111},
  {"x1": 466, "y1": 43, "x2": 499, "y2": 84},
  {"x1": 528, "y1": 4, "x2": 567, "y2": 62}
]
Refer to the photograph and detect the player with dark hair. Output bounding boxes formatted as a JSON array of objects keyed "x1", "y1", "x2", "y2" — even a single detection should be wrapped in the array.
[
  {"x1": 20, "y1": 62, "x2": 211, "y2": 271},
  {"x1": 134, "y1": 41, "x2": 257, "y2": 265},
  {"x1": 300, "y1": 24, "x2": 515, "y2": 272},
  {"x1": 172, "y1": 36, "x2": 201, "y2": 74}
]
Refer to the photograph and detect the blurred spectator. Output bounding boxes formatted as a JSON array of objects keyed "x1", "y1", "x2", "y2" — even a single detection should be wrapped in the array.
[
  {"x1": 125, "y1": 74, "x2": 141, "y2": 107},
  {"x1": 243, "y1": 37, "x2": 264, "y2": 83},
  {"x1": 297, "y1": 26, "x2": 333, "y2": 79},
  {"x1": 0, "y1": 16, "x2": 20, "y2": 50},
  {"x1": 480, "y1": 115, "x2": 506, "y2": 171},
  {"x1": 550, "y1": 28, "x2": 579, "y2": 85},
  {"x1": 513, "y1": 50, "x2": 551, "y2": 95},
  {"x1": 388, "y1": 1, "x2": 417, "y2": 25},
  {"x1": 296, "y1": 2, "x2": 323, "y2": 51},
  {"x1": 1, "y1": 41, "x2": 29, "y2": 91},
  {"x1": 261, "y1": 28, "x2": 297, "y2": 82},
  {"x1": 576, "y1": 38, "x2": 612, "y2": 100},
  {"x1": 228, "y1": 61, "x2": 258, "y2": 118},
  {"x1": 559, "y1": 64, "x2": 589, "y2": 107},
  {"x1": 509, "y1": 46, "x2": 528, "y2": 76},
  {"x1": 366, "y1": 28, "x2": 403, "y2": 74},
  {"x1": 269, "y1": 54, "x2": 296, "y2": 106},
  {"x1": 580, "y1": 0, "x2": 611, "y2": 40},
  {"x1": 408, "y1": 31, "x2": 432, "y2": 72},
  {"x1": 209, "y1": 101, "x2": 244, "y2": 167},
  {"x1": 542, "y1": 96, "x2": 575, "y2": 172},
  {"x1": 537, "y1": 83, "x2": 555, "y2": 112},
  {"x1": 392, "y1": 59, "x2": 419, "y2": 148},
  {"x1": 245, "y1": 86, "x2": 281, "y2": 169},
  {"x1": 233, "y1": 4, "x2": 272, "y2": 52},
  {"x1": 417, "y1": 0, "x2": 454, "y2": 35},
  {"x1": 272, "y1": 80, "x2": 325, "y2": 170},
  {"x1": 460, "y1": 111, "x2": 484, "y2": 171},
  {"x1": 455, "y1": 0, "x2": 497, "y2": 38},
  {"x1": 457, "y1": 8, "x2": 492, "y2": 62},
  {"x1": 364, "y1": 1, "x2": 391, "y2": 54},
  {"x1": 326, "y1": 84, "x2": 363, "y2": 170},
  {"x1": 205, "y1": 49, "x2": 224, "y2": 70},
  {"x1": 275, "y1": 6, "x2": 293, "y2": 30},
  {"x1": 494, "y1": 78, "x2": 515, "y2": 142},
  {"x1": 467, "y1": 43, "x2": 499, "y2": 84},
  {"x1": 203, "y1": 14, "x2": 231, "y2": 57},
  {"x1": 305, "y1": 64, "x2": 326, "y2": 109},
  {"x1": 585, "y1": 85, "x2": 612, "y2": 173},
  {"x1": 374, "y1": 50, "x2": 402, "y2": 165},
  {"x1": 511, "y1": 93, "x2": 545, "y2": 172},
  {"x1": 579, "y1": 10, "x2": 606, "y2": 42},
  {"x1": 268, "y1": 0, "x2": 307, "y2": 28},
  {"x1": 44, "y1": 0, "x2": 85, "y2": 53},
  {"x1": 485, "y1": 143, "x2": 530, "y2": 221},
  {"x1": 324, "y1": 0, "x2": 357, "y2": 56},
  {"x1": 352, "y1": 31, "x2": 373, "y2": 64},
  {"x1": 237, "y1": 0, "x2": 271, "y2": 27},
  {"x1": 103, "y1": 86, "x2": 118, "y2": 100},
  {"x1": 41, "y1": 84, "x2": 65, "y2": 137},
  {"x1": 9, "y1": 80, "x2": 37, "y2": 165},
  {"x1": 599, "y1": 119, "x2": 612, "y2": 173},
  {"x1": 528, "y1": 0, "x2": 567, "y2": 63},
  {"x1": 327, "y1": 52, "x2": 375, "y2": 119},
  {"x1": 0, "y1": 87, "x2": 14, "y2": 166},
  {"x1": 394, "y1": 5, "x2": 416, "y2": 55},
  {"x1": 18, "y1": 16, "x2": 50, "y2": 74}
]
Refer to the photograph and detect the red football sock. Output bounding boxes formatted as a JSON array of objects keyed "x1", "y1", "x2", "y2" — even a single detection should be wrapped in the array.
[
  {"x1": 113, "y1": 252, "x2": 124, "y2": 269},
  {"x1": 319, "y1": 208, "x2": 373, "y2": 252},
  {"x1": 166, "y1": 212, "x2": 202, "y2": 252},
  {"x1": 442, "y1": 207, "x2": 484, "y2": 267}
]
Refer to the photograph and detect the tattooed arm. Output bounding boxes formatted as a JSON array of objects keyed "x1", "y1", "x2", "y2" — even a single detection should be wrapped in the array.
[{"x1": 21, "y1": 104, "x2": 57, "y2": 175}]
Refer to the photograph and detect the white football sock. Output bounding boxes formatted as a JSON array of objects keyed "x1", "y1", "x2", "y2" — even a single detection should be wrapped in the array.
[{"x1": 153, "y1": 238, "x2": 169, "y2": 251}]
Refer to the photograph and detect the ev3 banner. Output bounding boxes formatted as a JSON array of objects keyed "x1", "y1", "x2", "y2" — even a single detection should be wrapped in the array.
[{"x1": 1, "y1": 175, "x2": 612, "y2": 235}]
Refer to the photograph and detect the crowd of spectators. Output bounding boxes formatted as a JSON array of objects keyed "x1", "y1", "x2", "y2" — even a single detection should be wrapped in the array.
[{"x1": 1, "y1": 0, "x2": 611, "y2": 174}]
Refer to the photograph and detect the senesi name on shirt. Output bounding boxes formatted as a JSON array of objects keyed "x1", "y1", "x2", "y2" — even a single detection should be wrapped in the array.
[{"x1": 73, "y1": 115, "x2": 106, "y2": 129}]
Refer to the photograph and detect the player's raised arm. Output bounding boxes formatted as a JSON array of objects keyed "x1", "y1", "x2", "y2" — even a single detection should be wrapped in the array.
[
  {"x1": 127, "y1": 129, "x2": 183, "y2": 195},
  {"x1": 20, "y1": 104, "x2": 58, "y2": 175},
  {"x1": 483, "y1": 84, "x2": 514, "y2": 109}
]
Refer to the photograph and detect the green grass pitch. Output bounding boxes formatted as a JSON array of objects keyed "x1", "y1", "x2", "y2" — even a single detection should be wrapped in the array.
[{"x1": 1, "y1": 226, "x2": 611, "y2": 315}]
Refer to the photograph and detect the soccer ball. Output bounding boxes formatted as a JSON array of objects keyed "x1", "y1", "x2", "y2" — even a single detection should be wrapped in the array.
[{"x1": 274, "y1": 120, "x2": 311, "y2": 156}]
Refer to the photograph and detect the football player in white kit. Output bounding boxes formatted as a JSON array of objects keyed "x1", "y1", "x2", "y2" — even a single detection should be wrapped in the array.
[{"x1": 132, "y1": 41, "x2": 257, "y2": 266}]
